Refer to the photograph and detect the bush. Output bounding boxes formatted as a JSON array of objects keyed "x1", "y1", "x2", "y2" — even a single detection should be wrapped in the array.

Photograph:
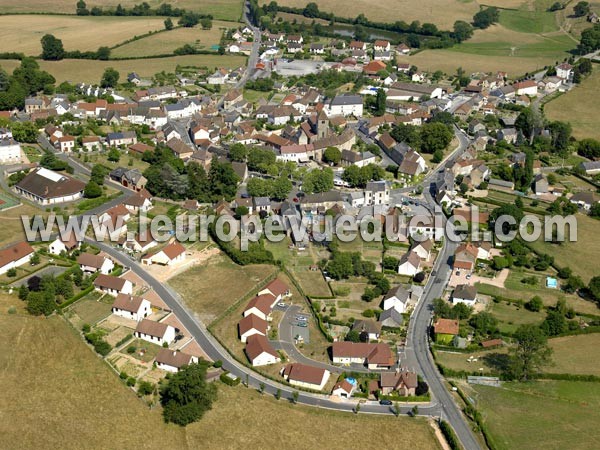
[
  {"x1": 6, "y1": 268, "x2": 17, "y2": 277},
  {"x1": 137, "y1": 380, "x2": 155, "y2": 396},
  {"x1": 219, "y1": 372, "x2": 241, "y2": 386},
  {"x1": 213, "y1": 360, "x2": 223, "y2": 368},
  {"x1": 127, "y1": 345, "x2": 136, "y2": 354},
  {"x1": 81, "y1": 323, "x2": 91, "y2": 333},
  {"x1": 126, "y1": 377, "x2": 136, "y2": 387}
]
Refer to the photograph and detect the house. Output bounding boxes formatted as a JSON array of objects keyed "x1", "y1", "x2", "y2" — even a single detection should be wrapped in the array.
[
  {"x1": 48, "y1": 232, "x2": 80, "y2": 255},
  {"x1": 533, "y1": 173, "x2": 549, "y2": 195},
  {"x1": 167, "y1": 137, "x2": 194, "y2": 160},
  {"x1": 287, "y1": 43, "x2": 303, "y2": 53},
  {"x1": 111, "y1": 294, "x2": 151, "y2": 321},
  {"x1": 332, "y1": 379, "x2": 356, "y2": 398},
  {"x1": 155, "y1": 348, "x2": 198, "y2": 372},
  {"x1": 127, "y1": 233, "x2": 158, "y2": 254},
  {"x1": 243, "y1": 293, "x2": 277, "y2": 322},
  {"x1": 513, "y1": 80, "x2": 538, "y2": 96},
  {"x1": 379, "y1": 369, "x2": 418, "y2": 396},
  {"x1": 379, "y1": 308, "x2": 404, "y2": 328},
  {"x1": 407, "y1": 214, "x2": 444, "y2": 240},
  {"x1": 363, "y1": 60, "x2": 387, "y2": 77},
  {"x1": 570, "y1": 191, "x2": 599, "y2": 211},
  {"x1": 15, "y1": 167, "x2": 85, "y2": 205},
  {"x1": 352, "y1": 319, "x2": 382, "y2": 341},
  {"x1": 310, "y1": 43, "x2": 325, "y2": 54},
  {"x1": 245, "y1": 334, "x2": 279, "y2": 366},
  {"x1": 282, "y1": 363, "x2": 330, "y2": 390},
  {"x1": 134, "y1": 319, "x2": 176, "y2": 346},
  {"x1": 223, "y1": 89, "x2": 243, "y2": 109},
  {"x1": 349, "y1": 40, "x2": 366, "y2": 51},
  {"x1": 0, "y1": 138, "x2": 22, "y2": 164},
  {"x1": 488, "y1": 178, "x2": 515, "y2": 192},
  {"x1": 364, "y1": 180, "x2": 390, "y2": 205},
  {"x1": 452, "y1": 284, "x2": 477, "y2": 306},
  {"x1": 397, "y1": 43, "x2": 410, "y2": 54},
  {"x1": 340, "y1": 149, "x2": 377, "y2": 168},
  {"x1": 556, "y1": 63, "x2": 573, "y2": 80},
  {"x1": 77, "y1": 252, "x2": 114, "y2": 274},
  {"x1": 81, "y1": 136, "x2": 102, "y2": 152},
  {"x1": 107, "y1": 131, "x2": 137, "y2": 147},
  {"x1": 0, "y1": 242, "x2": 35, "y2": 275},
  {"x1": 257, "y1": 279, "x2": 290, "y2": 302},
  {"x1": 434, "y1": 318, "x2": 459, "y2": 344},
  {"x1": 497, "y1": 128, "x2": 517, "y2": 144},
  {"x1": 382, "y1": 285, "x2": 410, "y2": 313},
  {"x1": 410, "y1": 239, "x2": 432, "y2": 260},
  {"x1": 373, "y1": 40, "x2": 391, "y2": 52},
  {"x1": 331, "y1": 342, "x2": 394, "y2": 369},
  {"x1": 326, "y1": 94, "x2": 363, "y2": 117},
  {"x1": 579, "y1": 160, "x2": 600, "y2": 175},
  {"x1": 57, "y1": 135, "x2": 75, "y2": 153},
  {"x1": 93, "y1": 274, "x2": 133, "y2": 297},
  {"x1": 238, "y1": 314, "x2": 268, "y2": 343},
  {"x1": 397, "y1": 251, "x2": 421, "y2": 276},
  {"x1": 109, "y1": 167, "x2": 147, "y2": 192},
  {"x1": 398, "y1": 150, "x2": 426, "y2": 177},
  {"x1": 142, "y1": 241, "x2": 186, "y2": 266},
  {"x1": 453, "y1": 243, "x2": 478, "y2": 272},
  {"x1": 96, "y1": 204, "x2": 130, "y2": 241},
  {"x1": 124, "y1": 190, "x2": 153, "y2": 214}
]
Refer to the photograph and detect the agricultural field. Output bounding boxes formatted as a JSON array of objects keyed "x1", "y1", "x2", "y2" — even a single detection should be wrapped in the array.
[
  {"x1": 548, "y1": 334, "x2": 600, "y2": 376},
  {"x1": 0, "y1": 0, "x2": 243, "y2": 21},
  {"x1": 0, "y1": 54, "x2": 246, "y2": 84},
  {"x1": 168, "y1": 252, "x2": 277, "y2": 324},
  {"x1": 529, "y1": 213, "x2": 600, "y2": 283},
  {"x1": 0, "y1": 15, "x2": 168, "y2": 55},
  {"x1": 111, "y1": 21, "x2": 238, "y2": 58},
  {"x1": 462, "y1": 380, "x2": 600, "y2": 450},
  {"x1": 545, "y1": 69, "x2": 600, "y2": 140},
  {"x1": 0, "y1": 195, "x2": 46, "y2": 246},
  {"x1": 0, "y1": 292, "x2": 440, "y2": 450},
  {"x1": 260, "y1": 0, "x2": 479, "y2": 29}
]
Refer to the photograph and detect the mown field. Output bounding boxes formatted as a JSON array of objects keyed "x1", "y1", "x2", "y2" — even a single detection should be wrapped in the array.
[
  {"x1": 260, "y1": 0, "x2": 479, "y2": 29},
  {"x1": 545, "y1": 68, "x2": 600, "y2": 140},
  {"x1": 168, "y1": 252, "x2": 277, "y2": 324},
  {"x1": 0, "y1": 0, "x2": 243, "y2": 21},
  {"x1": 0, "y1": 194, "x2": 46, "y2": 246},
  {"x1": 111, "y1": 20, "x2": 237, "y2": 58},
  {"x1": 0, "y1": 293, "x2": 440, "y2": 450},
  {"x1": 462, "y1": 380, "x2": 600, "y2": 450},
  {"x1": 0, "y1": 54, "x2": 246, "y2": 84},
  {"x1": 548, "y1": 334, "x2": 600, "y2": 376},
  {"x1": 0, "y1": 15, "x2": 167, "y2": 55}
]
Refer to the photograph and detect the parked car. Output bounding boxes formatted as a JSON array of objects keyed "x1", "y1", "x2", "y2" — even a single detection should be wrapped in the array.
[{"x1": 379, "y1": 399, "x2": 392, "y2": 406}]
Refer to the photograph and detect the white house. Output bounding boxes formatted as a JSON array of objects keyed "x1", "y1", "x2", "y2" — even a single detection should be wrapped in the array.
[
  {"x1": 93, "y1": 274, "x2": 133, "y2": 297},
  {"x1": 15, "y1": 168, "x2": 85, "y2": 205},
  {"x1": 408, "y1": 215, "x2": 444, "y2": 241},
  {"x1": 452, "y1": 284, "x2": 477, "y2": 307},
  {"x1": 243, "y1": 293, "x2": 277, "y2": 322},
  {"x1": 238, "y1": 314, "x2": 268, "y2": 343},
  {"x1": 48, "y1": 232, "x2": 80, "y2": 255},
  {"x1": 155, "y1": 348, "x2": 198, "y2": 372},
  {"x1": 331, "y1": 342, "x2": 394, "y2": 370},
  {"x1": 141, "y1": 241, "x2": 186, "y2": 266},
  {"x1": 326, "y1": 94, "x2": 363, "y2": 117},
  {"x1": 245, "y1": 334, "x2": 279, "y2": 367},
  {"x1": 397, "y1": 251, "x2": 421, "y2": 276},
  {"x1": 77, "y1": 252, "x2": 114, "y2": 274},
  {"x1": 364, "y1": 180, "x2": 390, "y2": 205},
  {"x1": 332, "y1": 379, "x2": 356, "y2": 398},
  {"x1": 513, "y1": 80, "x2": 538, "y2": 96},
  {"x1": 0, "y1": 139, "x2": 21, "y2": 163},
  {"x1": 282, "y1": 363, "x2": 330, "y2": 391},
  {"x1": 556, "y1": 63, "x2": 573, "y2": 80},
  {"x1": 134, "y1": 319, "x2": 176, "y2": 346},
  {"x1": 257, "y1": 279, "x2": 291, "y2": 303},
  {"x1": 0, "y1": 242, "x2": 35, "y2": 275},
  {"x1": 382, "y1": 285, "x2": 410, "y2": 314},
  {"x1": 58, "y1": 135, "x2": 76, "y2": 152},
  {"x1": 111, "y1": 294, "x2": 152, "y2": 321},
  {"x1": 410, "y1": 239, "x2": 432, "y2": 260}
]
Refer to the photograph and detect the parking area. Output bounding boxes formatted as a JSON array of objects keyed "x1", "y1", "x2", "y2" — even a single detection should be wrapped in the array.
[{"x1": 275, "y1": 59, "x2": 331, "y2": 76}]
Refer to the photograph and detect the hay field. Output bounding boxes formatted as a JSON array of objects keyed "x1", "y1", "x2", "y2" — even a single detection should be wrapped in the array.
[
  {"x1": 548, "y1": 334, "x2": 600, "y2": 376},
  {"x1": 0, "y1": 0, "x2": 243, "y2": 21},
  {"x1": 112, "y1": 21, "x2": 236, "y2": 58},
  {"x1": 259, "y1": 0, "x2": 479, "y2": 29},
  {"x1": 0, "y1": 15, "x2": 168, "y2": 55},
  {"x1": 0, "y1": 292, "x2": 440, "y2": 450},
  {"x1": 545, "y1": 69, "x2": 600, "y2": 140},
  {"x1": 0, "y1": 54, "x2": 246, "y2": 84}
]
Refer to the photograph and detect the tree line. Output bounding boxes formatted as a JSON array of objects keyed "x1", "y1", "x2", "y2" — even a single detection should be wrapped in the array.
[{"x1": 74, "y1": 1, "x2": 212, "y2": 20}]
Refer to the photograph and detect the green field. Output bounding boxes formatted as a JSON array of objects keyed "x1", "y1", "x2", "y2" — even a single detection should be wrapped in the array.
[
  {"x1": 488, "y1": 300, "x2": 545, "y2": 334},
  {"x1": 545, "y1": 68, "x2": 600, "y2": 140},
  {"x1": 0, "y1": 0, "x2": 243, "y2": 21},
  {"x1": 548, "y1": 334, "x2": 600, "y2": 376},
  {"x1": 0, "y1": 54, "x2": 246, "y2": 84},
  {"x1": 463, "y1": 380, "x2": 600, "y2": 450},
  {"x1": 499, "y1": 3, "x2": 559, "y2": 34}
]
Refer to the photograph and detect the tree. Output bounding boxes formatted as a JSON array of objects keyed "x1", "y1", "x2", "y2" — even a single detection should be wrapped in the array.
[
  {"x1": 164, "y1": 17, "x2": 174, "y2": 30},
  {"x1": 509, "y1": 324, "x2": 553, "y2": 380},
  {"x1": 41, "y1": 34, "x2": 65, "y2": 61},
  {"x1": 453, "y1": 20, "x2": 474, "y2": 42},
  {"x1": 469, "y1": 312, "x2": 498, "y2": 335},
  {"x1": 100, "y1": 67, "x2": 120, "y2": 88},
  {"x1": 577, "y1": 138, "x2": 600, "y2": 159},
  {"x1": 375, "y1": 88, "x2": 386, "y2": 116},
  {"x1": 11, "y1": 122, "x2": 38, "y2": 143},
  {"x1": 420, "y1": 122, "x2": 452, "y2": 154},
  {"x1": 291, "y1": 391, "x2": 299, "y2": 404},
  {"x1": 96, "y1": 46, "x2": 111, "y2": 60},
  {"x1": 473, "y1": 7, "x2": 500, "y2": 29},
  {"x1": 258, "y1": 382, "x2": 265, "y2": 394},
  {"x1": 322, "y1": 146, "x2": 341, "y2": 165},
  {"x1": 200, "y1": 17, "x2": 213, "y2": 30},
  {"x1": 160, "y1": 361, "x2": 217, "y2": 426},
  {"x1": 107, "y1": 147, "x2": 121, "y2": 162},
  {"x1": 84, "y1": 180, "x2": 102, "y2": 198},
  {"x1": 229, "y1": 143, "x2": 247, "y2": 162},
  {"x1": 578, "y1": 24, "x2": 600, "y2": 55},
  {"x1": 179, "y1": 11, "x2": 201, "y2": 27},
  {"x1": 589, "y1": 276, "x2": 600, "y2": 302},
  {"x1": 302, "y1": 168, "x2": 333, "y2": 194},
  {"x1": 76, "y1": 0, "x2": 89, "y2": 15},
  {"x1": 526, "y1": 296, "x2": 543, "y2": 312},
  {"x1": 574, "y1": 1, "x2": 591, "y2": 17},
  {"x1": 30, "y1": 252, "x2": 40, "y2": 266},
  {"x1": 345, "y1": 329, "x2": 361, "y2": 342},
  {"x1": 90, "y1": 164, "x2": 108, "y2": 185},
  {"x1": 303, "y1": 2, "x2": 320, "y2": 18},
  {"x1": 6, "y1": 267, "x2": 17, "y2": 277},
  {"x1": 271, "y1": 176, "x2": 292, "y2": 200}
]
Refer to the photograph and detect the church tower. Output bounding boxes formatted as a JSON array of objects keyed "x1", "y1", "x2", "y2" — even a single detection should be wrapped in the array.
[{"x1": 316, "y1": 109, "x2": 329, "y2": 139}]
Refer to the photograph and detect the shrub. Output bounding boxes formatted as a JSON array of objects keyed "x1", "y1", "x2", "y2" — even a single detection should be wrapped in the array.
[
  {"x1": 7, "y1": 306, "x2": 17, "y2": 314},
  {"x1": 137, "y1": 380, "x2": 155, "y2": 396},
  {"x1": 212, "y1": 360, "x2": 223, "y2": 368},
  {"x1": 126, "y1": 345, "x2": 136, "y2": 354},
  {"x1": 81, "y1": 323, "x2": 91, "y2": 333},
  {"x1": 126, "y1": 377, "x2": 136, "y2": 387}
]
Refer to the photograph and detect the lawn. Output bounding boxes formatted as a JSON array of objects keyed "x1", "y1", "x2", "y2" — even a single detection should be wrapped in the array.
[
  {"x1": 0, "y1": 0, "x2": 243, "y2": 21},
  {"x1": 499, "y1": 5, "x2": 558, "y2": 34},
  {"x1": 0, "y1": 292, "x2": 441, "y2": 450},
  {"x1": 0, "y1": 15, "x2": 168, "y2": 55},
  {"x1": 529, "y1": 213, "x2": 600, "y2": 283},
  {"x1": 545, "y1": 68, "x2": 600, "y2": 140},
  {"x1": 168, "y1": 252, "x2": 277, "y2": 324},
  {"x1": 0, "y1": 197, "x2": 46, "y2": 246},
  {"x1": 0, "y1": 54, "x2": 247, "y2": 84},
  {"x1": 260, "y1": 0, "x2": 479, "y2": 29},
  {"x1": 547, "y1": 334, "x2": 600, "y2": 376},
  {"x1": 68, "y1": 293, "x2": 113, "y2": 326},
  {"x1": 82, "y1": 151, "x2": 150, "y2": 174},
  {"x1": 111, "y1": 21, "x2": 237, "y2": 58},
  {"x1": 488, "y1": 300, "x2": 545, "y2": 334},
  {"x1": 462, "y1": 380, "x2": 600, "y2": 450},
  {"x1": 435, "y1": 347, "x2": 509, "y2": 373}
]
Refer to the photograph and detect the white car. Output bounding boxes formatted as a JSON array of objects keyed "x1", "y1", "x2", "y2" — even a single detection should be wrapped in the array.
[
  {"x1": 277, "y1": 302, "x2": 286, "y2": 308},
  {"x1": 296, "y1": 316, "x2": 308, "y2": 322}
]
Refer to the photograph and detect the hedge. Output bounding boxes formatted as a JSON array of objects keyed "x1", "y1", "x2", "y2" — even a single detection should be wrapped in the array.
[
  {"x1": 439, "y1": 420, "x2": 462, "y2": 450},
  {"x1": 58, "y1": 284, "x2": 95, "y2": 310},
  {"x1": 219, "y1": 372, "x2": 241, "y2": 386}
]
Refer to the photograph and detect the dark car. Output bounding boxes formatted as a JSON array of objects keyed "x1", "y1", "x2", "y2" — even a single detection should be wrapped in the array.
[{"x1": 379, "y1": 399, "x2": 393, "y2": 406}]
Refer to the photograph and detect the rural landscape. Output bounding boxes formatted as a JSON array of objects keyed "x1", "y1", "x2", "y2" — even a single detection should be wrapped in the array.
[{"x1": 1, "y1": 0, "x2": 600, "y2": 449}]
